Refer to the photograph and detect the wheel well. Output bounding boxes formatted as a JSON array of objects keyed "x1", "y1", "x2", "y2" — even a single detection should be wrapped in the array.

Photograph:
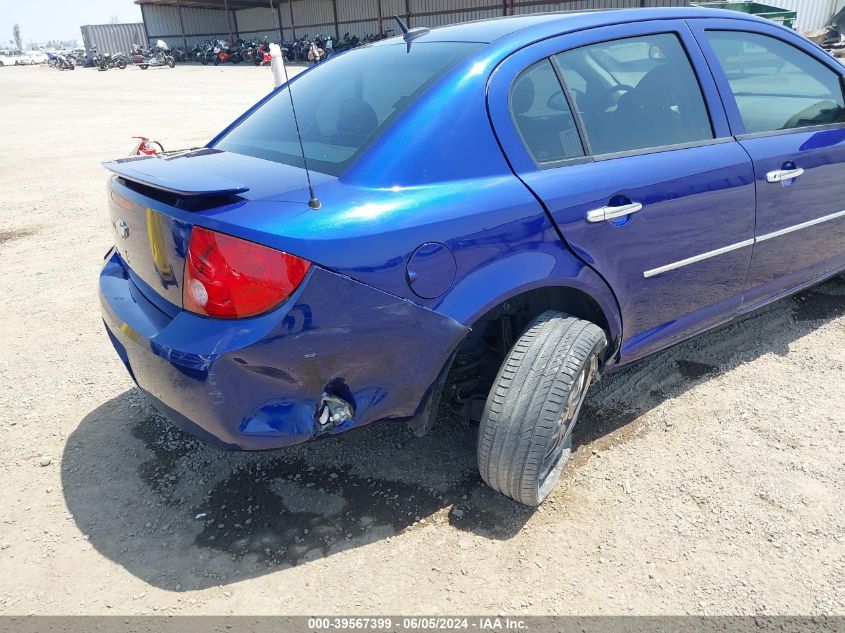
[{"x1": 439, "y1": 286, "x2": 614, "y2": 423}]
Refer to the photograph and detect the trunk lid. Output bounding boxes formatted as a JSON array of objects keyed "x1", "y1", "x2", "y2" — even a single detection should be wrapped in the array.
[{"x1": 104, "y1": 148, "x2": 330, "y2": 309}]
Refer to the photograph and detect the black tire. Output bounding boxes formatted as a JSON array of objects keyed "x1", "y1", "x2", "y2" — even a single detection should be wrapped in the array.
[
  {"x1": 117, "y1": 59, "x2": 127, "y2": 69},
  {"x1": 201, "y1": 56, "x2": 208, "y2": 65},
  {"x1": 477, "y1": 311, "x2": 606, "y2": 506},
  {"x1": 98, "y1": 63, "x2": 108, "y2": 71},
  {"x1": 138, "y1": 64, "x2": 148, "y2": 70},
  {"x1": 166, "y1": 56, "x2": 175, "y2": 68}
]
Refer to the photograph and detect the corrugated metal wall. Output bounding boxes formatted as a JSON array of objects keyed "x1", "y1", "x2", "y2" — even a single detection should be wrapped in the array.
[
  {"x1": 139, "y1": 0, "x2": 840, "y2": 45},
  {"x1": 758, "y1": 0, "x2": 838, "y2": 31},
  {"x1": 79, "y1": 23, "x2": 147, "y2": 58},
  {"x1": 236, "y1": 6, "x2": 282, "y2": 38},
  {"x1": 140, "y1": 3, "x2": 235, "y2": 48}
]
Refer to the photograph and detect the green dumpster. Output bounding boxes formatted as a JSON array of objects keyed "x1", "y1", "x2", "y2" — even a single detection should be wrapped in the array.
[{"x1": 691, "y1": 2, "x2": 798, "y2": 29}]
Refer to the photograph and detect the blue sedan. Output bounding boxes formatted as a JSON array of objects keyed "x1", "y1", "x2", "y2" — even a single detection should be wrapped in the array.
[{"x1": 99, "y1": 7, "x2": 845, "y2": 506}]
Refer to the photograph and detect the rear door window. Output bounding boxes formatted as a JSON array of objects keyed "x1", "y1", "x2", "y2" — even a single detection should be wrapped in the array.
[
  {"x1": 554, "y1": 33, "x2": 714, "y2": 155},
  {"x1": 510, "y1": 59, "x2": 585, "y2": 164},
  {"x1": 703, "y1": 30, "x2": 845, "y2": 135}
]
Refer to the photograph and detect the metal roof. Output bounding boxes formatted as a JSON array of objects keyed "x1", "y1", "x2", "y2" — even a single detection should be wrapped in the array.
[{"x1": 136, "y1": 0, "x2": 281, "y2": 10}]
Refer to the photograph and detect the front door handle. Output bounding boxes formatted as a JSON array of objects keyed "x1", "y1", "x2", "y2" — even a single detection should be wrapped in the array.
[
  {"x1": 766, "y1": 167, "x2": 804, "y2": 183},
  {"x1": 586, "y1": 201, "x2": 643, "y2": 223}
]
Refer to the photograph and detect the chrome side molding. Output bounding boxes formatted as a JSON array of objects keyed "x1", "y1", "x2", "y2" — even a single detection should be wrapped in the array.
[
  {"x1": 643, "y1": 239, "x2": 754, "y2": 278},
  {"x1": 643, "y1": 208, "x2": 845, "y2": 278}
]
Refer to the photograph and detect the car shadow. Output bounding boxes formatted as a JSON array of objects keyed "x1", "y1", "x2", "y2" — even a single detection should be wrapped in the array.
[{"x1": 62, "y1": 277, "x2": 844, "y2": 590}]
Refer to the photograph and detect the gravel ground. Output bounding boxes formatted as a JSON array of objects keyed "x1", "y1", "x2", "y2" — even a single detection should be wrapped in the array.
[{"x1": 0, "y1": 63, "x2": 843, "y2": 616}]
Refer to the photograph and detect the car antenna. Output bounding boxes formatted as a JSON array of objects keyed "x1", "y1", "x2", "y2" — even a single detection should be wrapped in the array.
[
  {"x1": 393, "y1": 15, "x2": 430, "y2": 49},
  {"x1": 273, "y1": 0, "x2": 321, "y2": 210}
]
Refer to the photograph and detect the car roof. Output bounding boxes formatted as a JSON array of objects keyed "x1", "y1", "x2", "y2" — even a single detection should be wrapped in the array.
[{"x1": 385, "y1": 7, "x2": 769, "y2": 44}]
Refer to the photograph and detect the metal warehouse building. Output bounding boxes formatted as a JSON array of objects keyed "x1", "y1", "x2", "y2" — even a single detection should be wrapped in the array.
[{"x1": 135, "y1": 0, "x2": 844, "y2": 49}]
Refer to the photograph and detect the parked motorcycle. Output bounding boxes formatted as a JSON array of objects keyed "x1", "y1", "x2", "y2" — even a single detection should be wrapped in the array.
[
  {"x1": 90, "y1": 46, "x2": 126, "y2": 71},
  {"x1": 46, "y1": 52, "x2": 75, "y2": 71},
  {"x1": 171, "y1": 46, "x2": 187, "y2": 62},
  {"x1": 67, "y1": 48, "x2": 88, "y2": 67},
  {"x1": 199, "y1": 40, "x2": 217, "y2": 65},
  {"x1": 134, "y1": 40, "x2": 175, "y2": 69},
  {"x1": 212, "y1": 40, "x2": 243, "y2": 65},
  {"x1": 306, "y1": 40, "x2": 326, "y2": 62},
  {"x1": 186, "y1": 40, "x2": 208, "y2": 62}
]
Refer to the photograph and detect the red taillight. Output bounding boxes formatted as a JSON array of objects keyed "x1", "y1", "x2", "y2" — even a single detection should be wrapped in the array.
[{"x1": 183, "y1": 226, "x2": 310, "y2": 318}]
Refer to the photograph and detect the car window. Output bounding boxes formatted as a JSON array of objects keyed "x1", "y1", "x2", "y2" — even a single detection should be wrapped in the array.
[
  {"x1": 554, "y1": 33, "x2": 714, "y2": 155},
  {"x1": 704, "y1": 30, "x2": 845, "y2": 135},
  {"x1": 214, "y1": 42, "x2": 482, "y2": 176},
  {"x1": 510, "y1": 59, "x2": 585, "y2": 164}
]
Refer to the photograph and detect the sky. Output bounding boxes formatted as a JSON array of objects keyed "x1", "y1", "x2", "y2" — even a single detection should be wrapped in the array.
[{"x1": 0, "y1": 0, "x2": 142, "y2": 46}]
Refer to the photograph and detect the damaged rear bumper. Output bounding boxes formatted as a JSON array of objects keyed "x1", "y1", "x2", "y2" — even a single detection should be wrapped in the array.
[{"x1": 99, "y1": 251, "x2": 469, "y2": 450}]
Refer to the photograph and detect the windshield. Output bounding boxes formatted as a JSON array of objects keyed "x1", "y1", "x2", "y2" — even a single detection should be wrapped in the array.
[{"x1": 214, "y1": 42, "x2": 482, "y2": 176}]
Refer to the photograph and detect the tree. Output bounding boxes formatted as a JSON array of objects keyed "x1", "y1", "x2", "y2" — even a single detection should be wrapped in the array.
[{"x1": 13, "y1": 24, "x2": 21, "y2": 51}]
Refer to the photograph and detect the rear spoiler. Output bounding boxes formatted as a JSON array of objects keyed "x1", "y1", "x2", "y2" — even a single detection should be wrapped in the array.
[{"x1": 102, "y1": 149, "x2": 249, "y2": 198}]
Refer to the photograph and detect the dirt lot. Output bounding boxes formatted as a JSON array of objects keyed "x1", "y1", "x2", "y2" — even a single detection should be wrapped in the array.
[{"x1": 0, "y1": 62, "x2": 843, "y2": 616}]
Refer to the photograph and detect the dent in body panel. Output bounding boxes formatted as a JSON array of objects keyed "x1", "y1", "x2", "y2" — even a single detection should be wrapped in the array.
[{"x1": 101, "y1": 255, "x2": 469, "y2": 450}]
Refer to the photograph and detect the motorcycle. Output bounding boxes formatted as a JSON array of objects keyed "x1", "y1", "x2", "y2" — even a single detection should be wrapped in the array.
[
  {"x1": 199, "y1": 41, "x2": 217, "y2": 65},
  {"x1": 46, "y1": 52, "x2": 75, "y2": 71},
  {"x1": 91, "y1": 46, "x2": 127, "y2": 71},
  {"x1": 135, "y1": 40, "x2": 176, "y2": 69},
  {"x1": 171, "y1": 46, "x2": 187, "y2": 62},
  {"x1": 249, "y1": 39, "x2": 272, "y2": 65},
  {"x1": 212, "y1": 40, "x2": 243, "y2": 65},
  {"x1": 306, "y1": 40, "x2": 326, "y2": 63},
  {"x1": 186, "y1": 41, "x2": 207, "y2": 62}
]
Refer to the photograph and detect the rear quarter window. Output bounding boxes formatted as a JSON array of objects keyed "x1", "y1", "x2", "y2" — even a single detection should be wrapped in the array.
[{"x1": 214, "y1": 42, "x2": 482, "y2": 176}]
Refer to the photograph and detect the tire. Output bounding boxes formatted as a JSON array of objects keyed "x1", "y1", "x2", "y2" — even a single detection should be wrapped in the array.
[
  {"x1": 213, "y1": 57, "x2": 219, "y2": 66},
  {"x1": 477, "y1": 311, "x2": 606, "y2": 506},
  {"x1": 201, "y1": 56, "x2": 208, "y2": 65},
  {"x1": 98, "y1": 63, "x2": 108, "y2": 71},
  {"x1": 138, "y1": 64, "x2": 148, "y2": 70},
  {"x1": 117, "y1": 59, "x2": 127, "y2": 69},
  {"x1": 166, "y1": 56, "x2": 175, "y2": 68}
]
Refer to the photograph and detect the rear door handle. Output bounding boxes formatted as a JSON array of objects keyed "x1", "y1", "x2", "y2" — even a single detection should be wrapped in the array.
[
  {"x1": 766, "y1": 167, "x2": 804, "y2": 183},
  {"x1": 586, "y1": 201, "x2": 643, "y2": 223}
]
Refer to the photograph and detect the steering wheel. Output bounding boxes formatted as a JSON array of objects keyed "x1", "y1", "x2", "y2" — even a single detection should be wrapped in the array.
[{"x1": 594, "y1": 83, "x2": 635, "y2": 112}]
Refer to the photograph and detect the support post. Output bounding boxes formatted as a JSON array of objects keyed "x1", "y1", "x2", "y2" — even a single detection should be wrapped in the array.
[
  {"x1": 176, "y1": 0, "x2": 188, "y2": 51},
  {"x1": 140, "y1": 4, "x2": 152, "y2": 47},
  {"x1": 331, "y1": 0, "x2": 340, "y2": 39},
  {"x1": 405, "y1": 0, "x2": 411, "y2": 27},
  {"x1": 223, "y1": 0, "x2": 234, "y2": 44},
  {"x1": 377, "y1": 0, "x2": 384, "y2": 36},
  {"x1": 270, "y1": 0, "x2": 283, "y2": 43},
  {"x1": 288, "y1": 0, "x2": 296, "y2": 40}
]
